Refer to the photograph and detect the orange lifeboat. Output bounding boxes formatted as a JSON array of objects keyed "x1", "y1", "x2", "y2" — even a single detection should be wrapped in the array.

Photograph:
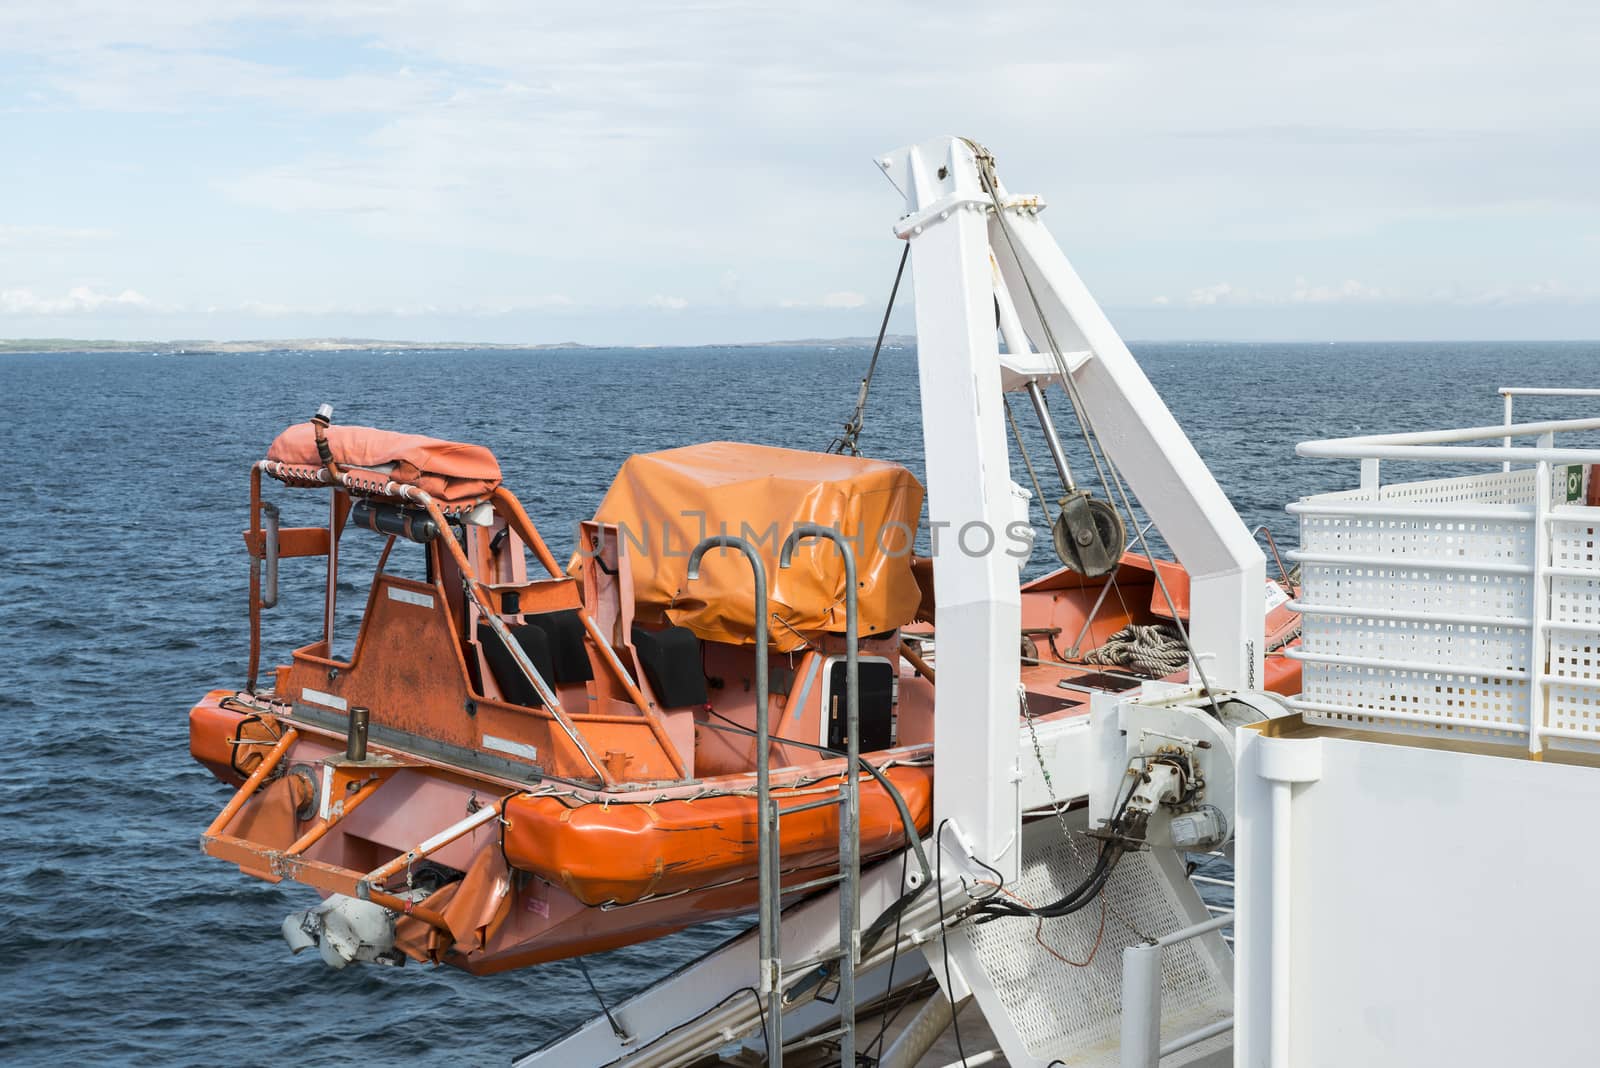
[
  {"x1": 500, "y1": 762, "x2": 933, "y2": 907},
  {"x1": 189, "y1": 413, "x2": 1299, "y2": 974}
]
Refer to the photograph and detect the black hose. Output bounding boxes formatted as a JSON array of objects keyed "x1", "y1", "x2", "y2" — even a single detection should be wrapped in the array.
[
  {"x1": 973, "y1": 756, "x2": 1145, "y2": 923},
  {"x1": 934, "y1": 820, "x2": 969, "y2": 1068}
]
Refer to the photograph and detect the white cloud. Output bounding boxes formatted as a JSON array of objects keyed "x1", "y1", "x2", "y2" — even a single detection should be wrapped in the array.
[
  {"x1": 1290, "y1": 277, "x2": 1385, "y2": 304},
  {"x1": 5, "y1": 2, "x2": 1600, "y2": 341},
  {"x1": 0, "y1": 286, "x2": 151, "y2": 315},
  {"x1": 0, "y1": 224, "x2": 114, "y2": 248},
  {"x1": 38, "y1": 49, "x2": 449, "y2": 115},
  {"x1": 0, "y1": 289, "x2": 583, "y2": 322},
  {"x1": 645, "y1": 294, "x2": 688, "y2": 311},
  {"x1": 234, "y1": 295, "x2": 576, "y2": 318},
  {"x1": 1450, "y1": 280, "x2": 1587, "y2": 306},
  {"x1": 1186, "y1": 282, "x2": 1240, "y2": 306},
  {"x1": 1164, "y1": 277, "x2": 1598, "y2": 309},
  {"x1": 780, "y1": 291, "x2": 868, "y2": 309},
  {"x1": 469, "y1": 294, "x2": 575, "y2": 314}
]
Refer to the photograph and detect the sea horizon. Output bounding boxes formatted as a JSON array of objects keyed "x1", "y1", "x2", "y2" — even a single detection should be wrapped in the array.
[{"x1": 5, "y1": 334, "x2": 1600, "y2": 357}]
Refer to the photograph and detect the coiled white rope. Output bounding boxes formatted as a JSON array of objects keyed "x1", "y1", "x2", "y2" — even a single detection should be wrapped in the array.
[{"x1": 1083, "y1": 623, "x2": 1190, "y2": 677}]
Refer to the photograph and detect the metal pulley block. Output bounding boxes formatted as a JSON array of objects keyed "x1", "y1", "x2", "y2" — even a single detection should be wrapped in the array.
[{"x1": 1052, "y1": 490, "x2": 1124, "y2": 577}]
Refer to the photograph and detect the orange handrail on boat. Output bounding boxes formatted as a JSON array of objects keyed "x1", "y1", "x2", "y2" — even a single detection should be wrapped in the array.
[
  {"x1": 284, "y1": 774, "x2": 388, "y2": 857},
  {"x1": 416, "y1": 493, "x2": 611, "y2": 782},
  {"x1": 205, "y1": 727, "x2": 298, "y2": 838},
  {"x1": 360, "y1": 799, "x2": 506, "y2": 890},
  {"x1": 417, "y1": 489, "x2": 687, "y2": 781},
  {"x1": 491, "y1": 484, "x2": 562, "y2": 578}
]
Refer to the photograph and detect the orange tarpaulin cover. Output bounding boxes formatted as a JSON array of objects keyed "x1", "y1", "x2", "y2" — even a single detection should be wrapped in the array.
[
  {"x1": 587, "y1": 442, "x2": 924, "y2": 651},
  {"x1": 266, "y1": 423, "x2": 502, "y2": 504}
]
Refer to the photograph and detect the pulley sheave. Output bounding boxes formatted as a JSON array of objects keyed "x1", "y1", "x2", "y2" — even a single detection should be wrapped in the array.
[{"x1": 1053, "y1": 491, "x2": 1124, "y2": 577}]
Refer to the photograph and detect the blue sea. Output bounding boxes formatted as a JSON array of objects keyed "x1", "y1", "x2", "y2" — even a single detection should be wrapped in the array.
[{"x1": 3, "y1": 340, "x2": 1596, "y2": 1065}]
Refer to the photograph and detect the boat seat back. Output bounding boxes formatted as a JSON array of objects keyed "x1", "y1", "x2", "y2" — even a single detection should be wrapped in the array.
[
  {"x1": 631, "y1": 624, "x2": 708, "y2": 708},
  {"x1": 527, "y1": 609, "x2": 595, "y2": 684},
  {"x1": 476, "y1": 620, "x2": 556, "y2": 708}
]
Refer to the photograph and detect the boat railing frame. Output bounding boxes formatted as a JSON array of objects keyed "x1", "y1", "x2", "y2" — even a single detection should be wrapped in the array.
[
  {"x1": 1500, "y1": 386, "x2": 1600, "y2": 472},
  {"x1": 245, "y1": 458, "x2": 692, "y2": 786},
  {"x1": 202, "y1": 722, "x2": 511, "y2": 943}
]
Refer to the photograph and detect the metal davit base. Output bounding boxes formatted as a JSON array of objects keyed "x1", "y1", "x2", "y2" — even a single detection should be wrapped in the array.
[{"x1": 937, "y1": 815, "x2": 1232, "y2": 1068}]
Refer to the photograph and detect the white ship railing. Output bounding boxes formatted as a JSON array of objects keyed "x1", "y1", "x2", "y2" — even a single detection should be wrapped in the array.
[
  {"x1": 1501, "y1": 387, "x2": 1600, "y2": 471},
  {"x1": 1120, "y1": 912, "x2": 1236, "y2": 1067},
  {"x1": 1287, "y1": 394, "x2": 1600, "y2": 755}
]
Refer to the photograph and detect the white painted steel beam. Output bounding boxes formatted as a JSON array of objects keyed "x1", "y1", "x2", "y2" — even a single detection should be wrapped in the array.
[
  {"x1": 878, "y1": 137, "x2": 1024, "y2": 880},
  {"x1": 878, "y1": 136, "x2": 1270, "y2": 878},
  {"x1": 976, "y1": 146, "x2": 1265, "y2": 690}
]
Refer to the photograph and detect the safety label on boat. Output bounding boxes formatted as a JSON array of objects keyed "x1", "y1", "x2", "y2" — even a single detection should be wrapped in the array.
[
  {"x1": 1560, "y1": 463, "x2": 1587, "y2": 503},
  {"x1": 482, "y1": 734, "x2": 539, "y2": 762},
  {"x1": 386, "y1": 586, "x2": 435, "y2": 609},
  {"x1": 1265, "y1": 579, "x2": 1291, "y2": 613},
  {"x1": 302, "y1": 687, "x2": 348, "y2": 711}
]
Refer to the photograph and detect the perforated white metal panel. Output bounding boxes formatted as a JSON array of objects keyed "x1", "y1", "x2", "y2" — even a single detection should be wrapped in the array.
[
  {"x1": 1307, "y1": 468, "x2": 1538, "y2": 508},
  {"x1": 1373, "y1": 468, "x2": 1537, "y2": 506},
  {"x1": 1290, "y1": 468, "x2": 1600, "y2": 753},
  {"x1": 1543, "y1": 513, "x2": 1600, "y2": 751},
  {"x1": 1299, "y1": 513, "x2": 1534, "y2": 566},
  {"x1": 1298, "y1": 560, "x2": 1533, "y2": 621},
  {"x1": 960, "y1": 827, "x2": 1231, "y2": 1065}
]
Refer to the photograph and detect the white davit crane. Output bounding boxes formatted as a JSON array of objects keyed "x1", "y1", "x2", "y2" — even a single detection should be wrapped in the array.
[
  {"x1": 524, "y1": 137, "x2": 1284, "y2": 1068},
  {"x1": 522, "y1": 138, "x2": 1600, "y2": 1068},
  {"x1": 879, "y1": 135, "x2": 1266, "y2": 879}
]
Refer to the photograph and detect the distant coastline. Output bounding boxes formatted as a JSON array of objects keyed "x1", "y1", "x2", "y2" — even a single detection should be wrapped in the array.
[
  {"x1": 7, "y1": 335, "x2": 1593, "y2": 357},
  {"x1": 0, "y1": 335, "x2": 919, "y2": 356}
]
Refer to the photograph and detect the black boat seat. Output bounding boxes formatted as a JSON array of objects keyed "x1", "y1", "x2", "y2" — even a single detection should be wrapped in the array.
[
  {"x1": 477, "y1": 620, "x2": 556, "y2": 708},
  {"x1": 630, "y1": 624, "x2": 708, "y2": 708},
  {"x1": 526, "y1": 609, "x2": 595, "y2": 684}
]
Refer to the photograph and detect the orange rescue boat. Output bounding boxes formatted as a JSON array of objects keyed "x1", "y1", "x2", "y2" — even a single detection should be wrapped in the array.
[{"x1": 190, "y1": 411, "x2": 1300, "y2": 973}]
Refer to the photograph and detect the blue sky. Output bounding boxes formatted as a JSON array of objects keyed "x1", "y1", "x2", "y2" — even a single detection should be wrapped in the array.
[{"x1": 3, "y1": 1, "x2": 1600, "y2": 344}]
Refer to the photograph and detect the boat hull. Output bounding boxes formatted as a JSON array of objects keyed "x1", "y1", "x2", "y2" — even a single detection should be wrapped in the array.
[
  {"x1": 501, "y1": 765, "x2": 933, "y2": 906},
  {"x1": 191, "y1": 691, "x2": 931, "y2": 973}
]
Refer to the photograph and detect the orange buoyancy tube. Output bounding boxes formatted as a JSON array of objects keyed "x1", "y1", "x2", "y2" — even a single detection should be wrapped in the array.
[{"x1": 502, "y1": 764, "x2": 933, "y2": 906}]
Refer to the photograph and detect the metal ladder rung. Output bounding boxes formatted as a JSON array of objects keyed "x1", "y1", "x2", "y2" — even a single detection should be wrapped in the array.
[
  {"x1": 783, "y1": 872, "x2": 847, "y2": 896},
  {"x1": 777, "y1": 793, "x2": 847, "y2": 817},
  {"x1": 781, "y1": 949, "x2": 849, "y2": 986},
  {"x1": 691, "y1": 527, "x2": 863, "y2": 1068},
  {"x1": 782, "y1": 1025, "x2": 851, "y2": 1054}
]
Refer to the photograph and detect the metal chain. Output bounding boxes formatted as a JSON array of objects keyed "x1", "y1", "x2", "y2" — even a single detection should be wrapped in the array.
[
  {"x1": 1021, "y1": 686, "x2": 1152, "y2": 941},
  {"x1": 1022, "y1": 685, "x2": 1077, "y2": 846}
]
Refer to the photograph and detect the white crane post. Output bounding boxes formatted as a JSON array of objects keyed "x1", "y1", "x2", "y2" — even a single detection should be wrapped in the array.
[
  {"x1": 984, "y1": 164, "x2": 1265, "y2": 690},
  {"x1": 879, "y1": 138, "x2": 1023, "y2": 881}
]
